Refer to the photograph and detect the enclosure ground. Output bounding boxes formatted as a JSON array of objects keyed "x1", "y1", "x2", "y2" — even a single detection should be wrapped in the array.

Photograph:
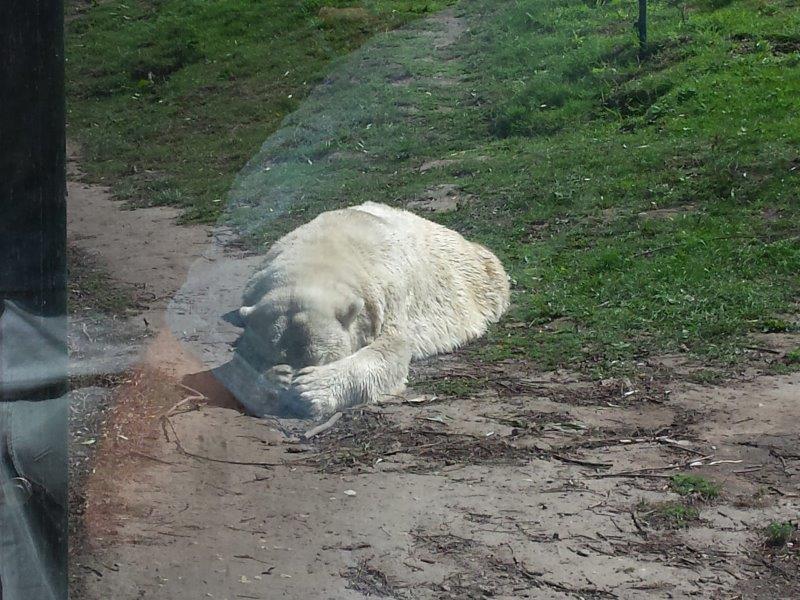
[
  {"x1": 65, "y1": 2, "x2": 800, "y2": 598},
  {"x1": 73, "y1": 355, "x2": 799, "y2": 599}
]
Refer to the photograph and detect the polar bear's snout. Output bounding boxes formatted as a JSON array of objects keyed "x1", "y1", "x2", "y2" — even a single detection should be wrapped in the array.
[{"x1": 234, "y1": 300, "x2": 356, "y2": 373}]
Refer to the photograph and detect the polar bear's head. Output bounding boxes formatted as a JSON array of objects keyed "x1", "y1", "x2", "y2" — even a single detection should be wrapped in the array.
[{"x1": 233, "y1": 287, "x2": 364, "y2": 370}]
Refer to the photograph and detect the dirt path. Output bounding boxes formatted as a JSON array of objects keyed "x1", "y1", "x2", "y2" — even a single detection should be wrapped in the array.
[
  {"x1": 68, "y1": 8, "x2": 799, "y2": 600},
  {"x1": 66, "y1": 137, "x2": 263, "y2": 372},
  {"x1": 67, "y1": 142, "x2": 211, "y2": 320},
  {"x1": 75, "y1": 358, "x2": 800, "y2": 599}
]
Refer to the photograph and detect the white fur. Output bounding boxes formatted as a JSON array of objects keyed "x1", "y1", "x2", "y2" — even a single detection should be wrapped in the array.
[{"x1": 235, "y1": 202, "x2": 510, "y2": 418}]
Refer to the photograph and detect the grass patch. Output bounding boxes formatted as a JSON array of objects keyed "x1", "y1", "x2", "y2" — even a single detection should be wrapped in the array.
[
  {"x1": 68, "y1": 246, "x2": 135, "y2": 315},
  {"x1": 227, "y1": 0, "x2": 799, "y2": 374},
  {"x1": 70, "y1": 0, "x2": 800, "y2": 374},
  {"x1": 764, "y1": 521, "x2": 796, "y2": 548},
  {"x1": 670, "y1": 474, "x2": 721, "y2": 500},
  {"x1": 412, "y1": 376, "x2": 489, "y2": 398},
  {"x1": 639, "y1": 500, "x2": 701, "y2": 529},
  {"x1": 685, "y1": 369, "x2": 727, "y2": 385},
  {"x1": 66, "y1": 0, "x2": 456, "y2": 222}
]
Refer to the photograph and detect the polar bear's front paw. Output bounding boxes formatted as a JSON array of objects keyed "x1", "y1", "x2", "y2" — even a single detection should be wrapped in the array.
[
  {"x1": 264, "y1": 364, "x2": 294, "y2": 390},
  {"x1": 291, "y1": 364, "x2": 346, "y2": 418}
]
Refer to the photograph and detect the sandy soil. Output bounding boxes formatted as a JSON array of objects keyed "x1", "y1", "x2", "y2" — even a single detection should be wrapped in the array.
[
  {"x1": 66, "y1": 142, "x2": 213, "y2": 321},
  {"x1": 67, "y1": 9, "x2": 799, "y2": 600},
  {"x1": 71, "y1": 352, "x2": 800, "y2": 599}
]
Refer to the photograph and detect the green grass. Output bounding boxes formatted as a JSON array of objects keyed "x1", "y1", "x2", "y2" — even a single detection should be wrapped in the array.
[
  {"x1": 656, "y1": 502, "x2": 701, "y2": 528},
  {"x1": 639, "y1": 500, "x2": 701, "y2": 529},
  {"x1": 66, "y1": 0, "x2": 456, "y2": 222},
  {"x1": 67, "y1": 246, "x2": 134, "y2": 315},
  {"x1": 68, "y1": 0, "x2": 800, "y2": 375},
  {"x1": 671, "y1": 474, "x2": 721, "y2": 500},
  {"x1": 413, "y1": 376, "x2": 489, "y2": 398},
  {"x1": 765, "y1": 521, "x2": 796, "y2": 548}
]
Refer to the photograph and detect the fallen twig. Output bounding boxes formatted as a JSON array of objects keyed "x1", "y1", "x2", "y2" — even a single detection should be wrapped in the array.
[
  {"x1": 162, "y1": 416, "x2": 285, "y2": 467},
  {"x1": 558, "y1": 435, "x2": 706, "y2": 456},
  {"x1": 507, "y1": 550, "x2": 618, "y2": 598},
  {"x1": 593, "y1": 454, "x2": 715, "y2": 478},
  {"x1": 226, "y1": 525, "x2": 271, "y2": 535},
  {"x1": 743, "y1": 345, "x2": 782, "y2": 355},
  {"x1": 233, "y1": 554, "x2": 275, "y2": 566},
  {"x1": 322, "y1": 542, "x2": 371, "y2": 551},
  {"x1": 303, "y1": 412, "x2": 343, "y2": 439},
  {"x1": 163, "y1": 395, "x2": 204, "y2": 417},
  {"x1": 700, "y1": 459, "x2": 742, "y2": 466},
  {"x1": 127, "y1": 450, "x2": 176, "y2": 466},
  {"x1": 553, "y1": 454, "x2": 612, "y2": 469},
  {"x1": 769, "y1": 486, "x2": 800, "y2": 498},
  {"x1": 163, "y1": 383, "x2": 208, "y2": 417},
  {"x1": 733, "y1": 465, "x2": 763, "y2": 474},
  {"x1": 178, "y1": 382, "x2": 206, "y2": 397},
  {"x1": 630, "y1": 508, "x2": 649, "y2": 539},
  {"x1": 656, "y1": 436, "x2": 707, "y2": 456}
]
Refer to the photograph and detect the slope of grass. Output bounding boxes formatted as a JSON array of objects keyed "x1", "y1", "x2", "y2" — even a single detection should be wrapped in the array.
[
  {"x1": 66, "y1": 0, "x2": 455, "y2": 221},
  {"x1": 69, "y1": 0, "x2": 800, "y2": 374},
  {"x1": 225, "y1": 0, "x2": 799, "y2": 373},
  {"x1": 453, "y1": 0, "x2": 800, "y2": 370}
]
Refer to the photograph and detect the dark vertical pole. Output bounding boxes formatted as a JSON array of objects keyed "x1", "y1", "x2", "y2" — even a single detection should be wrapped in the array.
[
  {"x1": 637, "y1": 0, "x2": 648, "y2": 58},
  {"x1": 0, "y1": 3, "x2": 67, "y2": 319},
  {"x1": 0, "y1": 0, "x2": 68, "y2": 598}
]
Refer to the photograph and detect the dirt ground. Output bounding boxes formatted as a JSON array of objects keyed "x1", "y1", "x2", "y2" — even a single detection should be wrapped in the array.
[
  {"x1": 65, "y1": 9, "x2": 798, "y2": 600},
  {"x1": 66, "y1": 155, "x2": 800, "y2": 599},
  {"x1": 70, "y1": 352, "x2": 800, "y2": 599}
]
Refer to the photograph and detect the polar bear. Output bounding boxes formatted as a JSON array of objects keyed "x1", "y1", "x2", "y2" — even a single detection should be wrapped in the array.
[{"x1": 229, "y1": 201, "x2": 509, "y2": 418}]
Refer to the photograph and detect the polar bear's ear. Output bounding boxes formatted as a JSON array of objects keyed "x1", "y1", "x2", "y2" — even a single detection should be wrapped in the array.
[
  {"x1": 337, "y1": 297, "x2": 364, "y2": 329},
  {"x1": 238, "y1": 305, "x2": 256, "y2": 323},
  {"x1": 221, "y1": 309, "x2": 246, "y2": 328}
]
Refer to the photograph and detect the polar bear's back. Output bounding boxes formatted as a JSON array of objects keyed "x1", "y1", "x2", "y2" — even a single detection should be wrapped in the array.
[
  {"x1": 353, "y1": 202, "x2": 510, "y2": 358},
  {"x1": 247, "y1": 202, "x2": 509, "y2": 359}
]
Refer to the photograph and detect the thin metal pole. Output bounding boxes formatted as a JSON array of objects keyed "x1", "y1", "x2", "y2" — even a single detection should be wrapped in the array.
[{"x1": 638, "y1": 0, "x2": 648, "y2": 58}]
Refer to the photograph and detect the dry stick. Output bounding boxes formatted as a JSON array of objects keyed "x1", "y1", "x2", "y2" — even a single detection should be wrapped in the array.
[
  {"x1": 162, "y1": 416, "x2": 286, "y2": 467},
  {"x1": 630, "y1": 508, "x2": 649, "y2": 539},
  {"x1": 633, "y1": 233, "x2": 800, "y2": 258},
  {"x1": 592, "y1": 454, "x2": 715, "y2": 479},
  {"x1": 226, "y1": 525, "x2": 271, "y2": 535},
  {"x1": 769, "y1": 486, "x2": 800, "y2": 498},
  {"x1": 163, "y1": 383, "x2": 209, "y2": 417},
  {"x1": 509, "y1": 550, "x2": 617, "y2": 598},
  {"x1": 127, "y1": 450, "x2": 176, "y2": 466},
  {"x1": 321, "y1": 543, "x2": 371, "y2": 551},
  {"x1": 233, "y1": 554, "x2": 275, "y2": 566},
  {"x1": 552, "y1": 454, "x2": 612, "y2": 469},
  {"x1": 153, "y1": 530, "x2": 193, "y2": 539},
  {"x1": 656, "y1": 437, "x2": 708, "y2": 456},
  {"x1": 560, "y1": 436, "x2": 706, "y2": 456},
  {"x1": 163, "y1": 395, "x2": 204, "y2": 417},
  {"x1": 605, "y1": 473, "x2": 676, "y2": 480},
  {"x1": 743, "y1": 345, "x2": 782, "y2": 355},
  {"x1": 733, "y1": 465, "x2": 763, "y2": 474},
  {"x1": 303, "y1": 411, "x2": 343, "y2": 439},
  {"x1": 178, "y1": 382, "x2": 206, "y2": 397}
]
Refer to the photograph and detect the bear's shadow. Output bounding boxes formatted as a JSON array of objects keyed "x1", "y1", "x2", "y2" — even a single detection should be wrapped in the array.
[{"x1": 181, "y1": 355, "x2": 309, "y2": 419}]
